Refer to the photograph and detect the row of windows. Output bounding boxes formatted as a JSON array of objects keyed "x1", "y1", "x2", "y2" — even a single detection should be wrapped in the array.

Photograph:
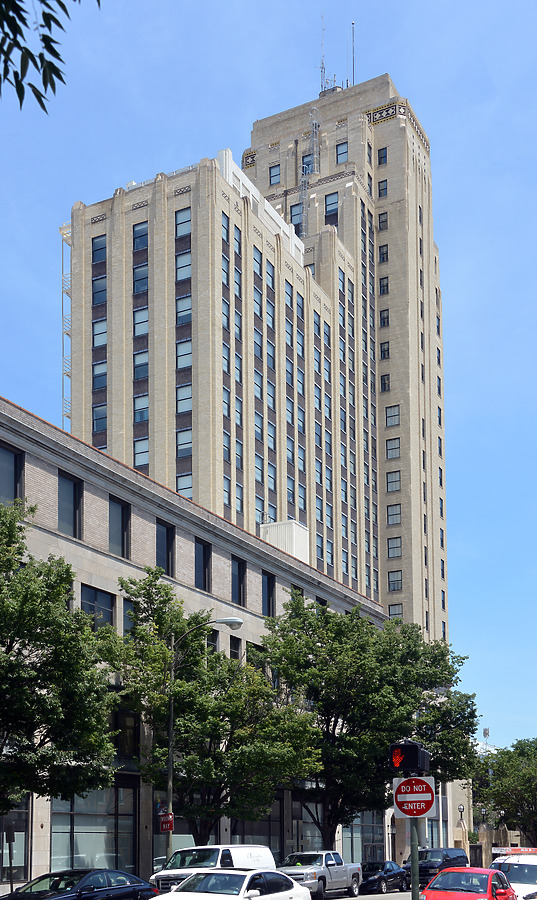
[{"x1": 267, "y1": 143, "x2": 387, "y2": 187}]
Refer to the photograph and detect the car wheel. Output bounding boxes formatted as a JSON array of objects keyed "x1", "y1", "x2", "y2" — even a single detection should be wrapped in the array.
[
  {"x1": 399, "y1": 878, "x2": 406, "y2": 892},
  {"x1": 348, "y1": 876, "x2": 360, "y2": 898},
  {"x1": 378, "y1": 880, "x2": 387, "y2": 894},
  {"x1": 316, "y1": 881, "x2": 325, "y2": 900}
]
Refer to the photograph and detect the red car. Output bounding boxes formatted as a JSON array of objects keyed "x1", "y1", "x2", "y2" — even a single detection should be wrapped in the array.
[{"x1": 419, "y1": 867, "x2": 516, "y2": 900}]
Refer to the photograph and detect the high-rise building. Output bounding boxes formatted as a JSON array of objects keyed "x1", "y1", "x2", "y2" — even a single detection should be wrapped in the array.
[{"x1": 63, "y1": 73, "x2": 447, "y2": 638}]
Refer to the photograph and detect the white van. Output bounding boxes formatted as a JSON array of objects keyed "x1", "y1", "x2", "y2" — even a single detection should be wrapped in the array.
[
  {"x1": 491, "y1": 853, "x2": 537, "y2": 900},
  {"x1": 151, "y1": 845, "x2": 276, "y2": 893}
]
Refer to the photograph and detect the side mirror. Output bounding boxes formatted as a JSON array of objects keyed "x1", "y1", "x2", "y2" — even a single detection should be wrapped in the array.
[
  {"x1": 245, "y1": 891, "x2": 261, "y2": 899},
  {"x1": 495, "y1": 891, "x2": 510, "y2": 900},
  {"x1": 326, "y1": 861, "x2": 335, "y2": 868}
]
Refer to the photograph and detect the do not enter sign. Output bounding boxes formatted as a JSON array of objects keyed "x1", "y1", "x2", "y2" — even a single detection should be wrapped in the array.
[{"x1": 393, "y1": 776, "x2": 436, "y2": 818}]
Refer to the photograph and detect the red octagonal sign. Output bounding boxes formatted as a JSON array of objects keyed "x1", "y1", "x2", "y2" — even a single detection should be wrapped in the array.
[{"x1": 393, "y1": 776, "x2": 436, "y2": 818}]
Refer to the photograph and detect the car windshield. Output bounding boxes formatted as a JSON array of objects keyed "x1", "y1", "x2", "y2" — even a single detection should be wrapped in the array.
[
  {"x1": 174, "y1": 873, "x2": 246, "y2": 895},
  {"x1": 420, "y1": 851, "x2": 444, "y2": 863},
  {"x1": 19, "y1": 873, "x2": 88, "y2": 893},
  {"x1": 427, "y1": 872, "x2": 489, "y2": 893},
  {"x1": 165, "y1": 850, "x2": 220, "y2": 870},
  {"x1": 363, "y1": 864, "x2": 384, "y2": 875},
  {"x1": 492, "y1": 864, "x2": 537, "y2": 886},
  {"x1": 282, "y1": 854, "x2": 323, "y2": 867}
]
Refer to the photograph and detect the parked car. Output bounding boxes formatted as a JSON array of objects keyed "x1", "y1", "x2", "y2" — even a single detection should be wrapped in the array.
[
  {"x1": 0, "y1": 869, "x2": 159, "y2": 900},
  {"x1": 151, "y1": 846, "x2": 276, "y2": 893},
  {"x1": 360, "y1": 861, "x2": 407, "y2": 893},
  {"x1": 157, "y1": 868, "x2": 310, "y2": 900},
  {"x1": 490, "y1": 854, "x2": 537, "y2": 900},
  {"x1": 418, "y1": 866, "x2": 515, "y2": 900},
  {"x1": 279, "y1": 851, "x2": 362, "y2": 898},
  {"x1": 403, "y1": 849, "x2": 469, "y2": 887}
]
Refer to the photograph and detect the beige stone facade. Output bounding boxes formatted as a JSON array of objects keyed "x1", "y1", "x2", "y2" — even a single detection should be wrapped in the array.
[
  {"x1": 63, "y1": 72, "x2": 446, "y2": 644},
  {"x1": 0, "y1": 395, "x2": 384, "y2": 882}
]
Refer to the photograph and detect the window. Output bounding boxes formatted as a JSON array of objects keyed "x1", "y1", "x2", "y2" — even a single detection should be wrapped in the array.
[
  {"x1": 176, "y1": 294, "x2": 192, "y2": 326},
  {"x1": 439, "y1": 467, "x2": 443, "y2": 487},
  {"x1": 378, "y1": 211, "x2": 388, "y2": 231},
  {"x1": 386, "y1": 437, "x2": 400, "y2": 459},
  {"x1": 325, "y1": 192, "x2": 338, "y2": 224},
  {"x1": 92, "y1": 318, "x2": 107, "y2": 347},
  {"x1": 438, "y1": 436, "x2": 443, "y2": 457},
  {"x1": 176, "y1": 250, "x2": 192, "y2": 282},
  {"x1": 286, "y1": 396, "x2": 294, "y2": 426},
  {"x1": 285, "y1": 318, "x2": 293, "y2": 347},
  {"x1": 254, "y1": 368, "x2": 262, "y2": 399},
  {"x1": 377, "y1": 147, "x2": 387, "y2": 166},
  {"x1": 133, "y1": 221, "x2": 148, "y2": 251},
  {"x1": 440, "y1": 527, "x2": 444, "y2": 549},
  {"x1": 266, "y1": 298, "x2": 275, "y2": 329},
  {"x1": 92, "y1": 275, "x2": 107, "y2": 305},
  {"x1": 262, "y1": 571, "x2": 275, "y2": 617},
  {"x1": 380, "y1": 374, "x2": 390, "y2": 393},
  {"x1": 223, "y1": 475, "x2": 231, "y2": 507},
  {"x1": 388, "y1": 570, "x2": 402, "y2": 592},
  {"x1": 267, "y1": 460, "x2": 276, "y2": 492},
  {"x1": 253, "y1": 285, "x2": 263, "y2": 319},
  {"x1": 285, "y1": 280, "x2": 293, "y2": 308},
  {"x1": 287, "y1": 475, "x2": 295, "y2": 505},
  {"x1": 221, "y1": 254, "x2": 230, "y2": 287},
  {"x1": 386, "y1": 470, "x2": 401, "y2": 492},
  {"x1": 133, "y1": 350, "x2": 148, "y2": 380},
  {"x1": 302, "y1": 152, "x2": 313, "y2": 173},
  {"x1": 379, "y1": 244, "x2": 388, "y2": 264},
  {"x1": 230, "y1": 635, "x2": 242, "y2": 660},
  {"x1": 234, "y1": 224, "x2": 241, "y2": 256},
  {"x1": 176, "y1": 428, "x2": 192, "y2": 459},
  {"x1": 297, "y1": 292, "x2": 304, "y2": 319},
  {"x1": 221, "y1": 212, "x2": 229, "y2": 243},
  {"x1": 255, "y1": 453, "x2": 264, "y2": 483},
  {"x1": 134, "y1": 306, "x2": 149, "y2": 335},
  {"x1": 176, "y1": 207, "x2": 191, "y2": 238},
  {"x1": 388, "y1": 603, "x2": 402, "y2": 618},
  {"x1": 156, "y1": 520, "x2": 175, "y2": 576},
  {"x1": 222, "y1": 342, "x2": 230, "y2": 374},
  {"x1": 92, "y1": 360, "x2": 107, "y2": 391},
  {"x1": 316, "y1": 496, "x2": 323, "y2": 523},
  {"x1": 336, "y1": 141, "x2": 348, "y2": 164},
  {"x1": 176, "y1": 339, "x2": 192, "y2": 369},
  {"x1": 234, "y1": 267, "x2": 241, "y2": 299},
  {"x1": 176, "y1": 383, "x2": 192, "y2": 414},
  {"x1": 380, "y1": 341, "x2": 390, "y2": 360},
  {"x1": 133, "y1": 437, "x2": 149, "y2": 467},
  {"x1": 269, "y1": 164, "x2": 280, "y2": 185},
  {"x1": 92, "y1": 234, "x2": 106, "y2": 263},
  {"x1": 385, "y1": 404, "x2": 400, "y2": 427},
  {"x1": 253, "y1": 246, "x2": 262, "y2": 277},
  {"x1": 298, "y1": 483, "x2": 306, "y2": 511},
  {"x1": 267, "y1": 422, "x2": 276, "y2": 451},
  {"x1": 266, "y1": 260, "x2": 274, "y2": 290},
  {"x1": 109, "y1": 497, "x2": 130, "y2": 558},
  {"x1": 133, "y1": 394, "x2": 149, "y2": 423},
  {"x1": 231, "y1": 556, "x2": 246, "y2": 606},
  {"x1": 437, "y1": 376, "x2": 442, "y2": 396},
  {"x1": 133, "y1": 262, "x2": 148, "y2": 293},
  {"x1": 290, "y1": 203, "x2": 302, "y2": 235},
  {"x1": 388, "y1": 536, "x2": 402, "y2": 558},
  {"x1": 58, "y1": 472, "x2": 82, "y2": 538},
  {"x1": 316, "y1": 533, "x2": 324, "y2": 561},
  {"x1": 441, "y1": 559, "x2": 445, "y2": 579},
  {"x1": 81, "y1": 585, "x2": 113, "y2": 630},
  {"x1": 223, "y1": 431, "x2": 231, "y2": 463},
  {"x1": 439, "y1": 497, "x2": 444, "y2": 518},
  {"x1": 235, "y1": 439, "x2": 243, "y2": 470},
  {"x1": 195, "y1": 539, "x2": 211, "y2": 592},
  {"x1": 387, "y1": 503, "x2": 401, "y2": 525},
  {"x1": 378, "y1": 180, "x2": 388, "y2": 198}
]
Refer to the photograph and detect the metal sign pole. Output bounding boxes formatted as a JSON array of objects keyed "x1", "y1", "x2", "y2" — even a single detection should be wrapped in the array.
[{"x1": 410, "y1": 818, "x2": 419, "y2": 900}]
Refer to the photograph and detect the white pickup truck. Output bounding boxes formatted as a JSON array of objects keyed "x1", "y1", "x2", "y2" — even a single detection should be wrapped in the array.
[{"x1": 279, "y1": 851, "x2": 362, "y2": 900}]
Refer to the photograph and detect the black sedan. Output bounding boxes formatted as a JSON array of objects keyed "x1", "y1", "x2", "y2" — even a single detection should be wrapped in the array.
[
  {"x1": 360, "y1": 862, "x2": 408, "y2": 894},
  {"x1": 0, "y1": 869, "x2": 159, "y2": 900}
]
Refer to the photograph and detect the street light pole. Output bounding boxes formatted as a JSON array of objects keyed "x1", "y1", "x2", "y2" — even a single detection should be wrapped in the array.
[{"x1": 165, "y1": 616, "x2": 243, "y2": 860}]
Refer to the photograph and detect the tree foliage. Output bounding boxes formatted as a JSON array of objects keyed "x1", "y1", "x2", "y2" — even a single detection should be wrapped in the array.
[
  {"x1": 478, "y1": 739, "x2": 537, "y2": 844},
  {"x1": 260, "y1": 593, "x2": 478, "y2": 848},
  {"x1": 0, "y1": 0, "x2": 100, "y2": 110},
  {"x1": 118, "y1": 569, "x2": 318, "y2": 845},
  {"x1": 0, "y1": 501, "x2": 118, "y2": 813}
]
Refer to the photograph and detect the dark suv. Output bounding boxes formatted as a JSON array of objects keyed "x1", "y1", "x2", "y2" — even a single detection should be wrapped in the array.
[{"x1": 404, "y1": 848, "x2": 469, "y2": 886}]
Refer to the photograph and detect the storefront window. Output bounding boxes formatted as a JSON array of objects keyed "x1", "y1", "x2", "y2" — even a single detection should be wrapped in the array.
[
  {"x1": 1, "y1": 801, "x2": 29, "y2": 883},
  {"x1": 51, "y1": 783, "x2": 136, "y2": 872}
]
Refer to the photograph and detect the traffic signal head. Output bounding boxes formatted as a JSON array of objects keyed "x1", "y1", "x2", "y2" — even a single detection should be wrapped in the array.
[{"x1": 389, "y1": 741, "x2": 430, "y2": 774}]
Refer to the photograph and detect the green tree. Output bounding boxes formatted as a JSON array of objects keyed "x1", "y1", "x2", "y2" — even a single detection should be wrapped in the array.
[
  {"x1": 119, "y1": 569, "x2": 318, "y2": 845},
  {"x1": 481, "y1": 739, "x2": 537, "y2": 844},
  {"x1": 260, "y1": 593, "x2": 478, "y2": 848},
  {"x1": 0, "y1": 0, "x2": 100, "y2": 110},
  {"x1": 0, "y1": 501, "x2": 118, "y2": 813}
]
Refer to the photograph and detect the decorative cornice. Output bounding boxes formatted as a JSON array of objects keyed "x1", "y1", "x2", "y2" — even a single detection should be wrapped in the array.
[{"x1": 366, "y1": 101, "x2": 430, "y2": 153}]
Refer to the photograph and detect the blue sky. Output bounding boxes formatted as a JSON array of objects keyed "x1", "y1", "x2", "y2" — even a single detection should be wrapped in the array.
[{"x1": 1, "y1": 0, "x2": 535, "y2": 750}]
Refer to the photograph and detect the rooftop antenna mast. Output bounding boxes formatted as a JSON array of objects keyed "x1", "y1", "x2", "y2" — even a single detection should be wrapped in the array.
[
  {"x1": 352, "y1": 21, "x2": 355, "y2": 85},
  {"x1": 320, "y1": 15, "x2": 326, "y2": 92}
]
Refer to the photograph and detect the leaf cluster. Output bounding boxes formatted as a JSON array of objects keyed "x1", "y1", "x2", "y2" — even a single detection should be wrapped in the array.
[
  {"x1": 0, "y1": 502, "x2": 118, "y2": 813},
  {"x1": 0, "y1": 0, "x2": 99, "y2": 110},
  {"x1": 477, "y1": 739, "x2": 537, "y2": 845}
]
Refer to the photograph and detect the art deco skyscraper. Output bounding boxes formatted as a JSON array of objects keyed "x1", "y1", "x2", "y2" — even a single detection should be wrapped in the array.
[{"x1": 63, "y1": 74, "x2": 447, "y2": 636}]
